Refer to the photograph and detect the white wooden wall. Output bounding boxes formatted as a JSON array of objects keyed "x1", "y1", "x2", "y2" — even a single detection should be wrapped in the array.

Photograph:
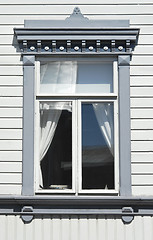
[
  {"x1": 0, "y1": 215, "x2": 153, "y2": 240},
  {"x1": 0, "y1": 0, "x2": 153, "y2": 195}
]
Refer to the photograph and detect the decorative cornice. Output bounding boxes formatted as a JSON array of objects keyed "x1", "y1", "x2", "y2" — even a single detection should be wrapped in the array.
[{"x1": 14, "y1": 8, "x2": 139, "y2": 56}]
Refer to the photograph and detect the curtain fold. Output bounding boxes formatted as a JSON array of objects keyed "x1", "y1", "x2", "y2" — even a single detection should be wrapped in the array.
[{"x1": 92, "y1": 103, "x2": 114, "y2": 155}]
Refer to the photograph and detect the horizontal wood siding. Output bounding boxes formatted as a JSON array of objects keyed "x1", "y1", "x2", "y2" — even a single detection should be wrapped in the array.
[{"x1": 0, "y1": 1, "x2": 152, "y2": 195}]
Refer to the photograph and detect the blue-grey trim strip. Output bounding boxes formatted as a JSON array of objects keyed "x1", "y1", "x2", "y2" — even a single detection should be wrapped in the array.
[
  {"x1": 22, "y1": 55, "x2": 35, "y2": 196},
  {"x1": 118, "y1": 55, "x2": 131, "y2": 196}
]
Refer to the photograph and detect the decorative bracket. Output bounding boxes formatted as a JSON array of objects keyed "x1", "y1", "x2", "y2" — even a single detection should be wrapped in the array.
[
  {"x1": 21, "y1": 206, "x2": 34, "y2": 223},
  {"x1": 122, "y1": 207, "x2": 134, "y2": 224}
]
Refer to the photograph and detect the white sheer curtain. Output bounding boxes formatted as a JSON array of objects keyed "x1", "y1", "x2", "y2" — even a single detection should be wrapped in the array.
[
  {"x1": 40, "y1": 61, "x2": 77, "y2": 94},
  {"x1": 92, "y1": 103, "x2": 114, "y2": 155},
  {"x1": 39, "y1": 61, "x2": 77, "y2": 187}
]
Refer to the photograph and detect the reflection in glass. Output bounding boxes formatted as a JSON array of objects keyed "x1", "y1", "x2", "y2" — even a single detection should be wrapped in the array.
[
  {"x1": 82, "y1": 103, "x2": 114, "y2": 189},
  {"x1": 39, "y1": 102, "x2": 72, "y2": 189}
]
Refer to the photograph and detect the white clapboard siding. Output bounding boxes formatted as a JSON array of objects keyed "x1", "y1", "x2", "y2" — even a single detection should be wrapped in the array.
[
  {"x1": 131, "y1": 130, "x2": 153, "y2": 140},
  {"x1": 131, "y1": 109, "x2": 153, "y2": 119},
  {"x1": 0, "y1": 25, "x2": 23, "y2": 34},
  {"x1": 131, "y1": 87, "x2": 153, "y2": 97},
  {"x1": 0, "y1": 162, "x2": 22, "y2": 172},
  {"x1": 131, "y1": 25, "x2": 153, "y2": 34},
  {"x1": 0, "y1": 108, "x2": 22, "y2": 117},
  {"x1": 131, "y1": 66, "x2": 153, "y2": 76},
  {"x1": 0, "y1": 140, "x2": 22, "y2": 150},
  {"x1": 131, "y1": 56, "x2": 153, "y2": 66},
  {"x1": 0, "y1": 66, "x2": 23, "y2": 76},
  {"x1": 131, "y1": 141, "x2": 153, "y2": 151},
  {"x1": 131, "y1": 152, "x2": 153, "y2": 163},
  {"x1": 132, "y1": 163, "x2": 153, "y2": 174},
  {"x1": 131, "y1": 98, "x2": 153, "y2": 108},
  {"x1": 0, "y1": 87, "x2": 22, "y2": 96},
  {"x1": 0, "y1": 119, "x2": 22, "y2": 128},
  {"x1": 0, "y1": 56, "x2": 22, "y2": 65},
  {"x1": 131, "y1": 120, "x2": 153, "y2": 130},
  {"x1": 0, "y1": 173, "x2": 21, "y2": 183},
  {"x1": 132, "y1": 186, "x2": 153, "y2": 195},
  {"x1": 132, "y1": 175, "x2": 153, "y2": 185},
  {"x1": 0, "y1": 151, "x2": 22, "y2": 161},
  {"x1": 2, "y1": 5, "x2": 153, "y2": 15},
  {"x1": 0, "y1": 97, "x2": 22, "y2": 107},
  {"x1": 0, "y1": 129, "x2": 22, "y2": 139},
  {"x1": 1, "y1": 0, "x2": 153, "y2": 4},
  {"x1": 0, "y1": 185, "x2": 21, "y2": 194},
  {"x1": 0, "y1": 35, "x2": 14, "y2": 45},
  {"x1": 0, "y1": 76, "x2": 23, "y2": 86},
  {"x1": 0, "y1": 46, "x2": 19, "y2": 55},
  {"x1": 130, "y1": 77, "x2": 153, "y2": 86},
  {"x1": 138, "y1": 35, "x2": 153, "y2": 45},
  {"x1": 133, "y1": 45, "x2": 153, "y2": 54}
]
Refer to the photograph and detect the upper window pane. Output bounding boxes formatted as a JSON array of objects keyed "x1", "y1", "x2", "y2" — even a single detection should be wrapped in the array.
[{"x1": 40, "y1": 61, "x2": 113, "y2": 94}]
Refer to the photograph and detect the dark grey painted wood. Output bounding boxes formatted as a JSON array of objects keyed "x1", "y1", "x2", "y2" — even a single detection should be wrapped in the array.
[
  {"x1": 22, "y1": 55, "x2": 35, "y2": 196},
  {"x1": 118, "y1": 55, "x2": 131, "y2": 196}
]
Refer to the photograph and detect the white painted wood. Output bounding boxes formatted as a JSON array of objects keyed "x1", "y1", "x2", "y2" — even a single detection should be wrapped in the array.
[
  {"x1": 131, "y1": 152, "x2": 153, "y2": 163},
  {"x1": 131, "y1": 25, "x2": 153, "y2": 34},
  {"x1": 0, "y1": 151, "x2": 22, "y2": 161},
  {"x1": 42, "y1": 217, "x2": 52, "y2": 240},
  {"x1": 52, "y1": 217, "x2": 61, "y2": 240},
  {"x1": 131, "y1": 98, "x2": 153, "y2": 108},
  {"x1": 61, "y1": 216, "x2": 70, "y2": 240},
  {"x1": 131, "y1": 130, "x2": 153, "y2": 140},
  {"x1": 0, "y1": 173, "x2": 21, "y2": 183},
  {"x1": 130, "y1": 77, "x2": 153, "y2": 86},
  {"x1": 0, "y1": 162, "x2": 22, "y2": 172},
  {"x1": 0, "y1": 140, "x2": 22, "y2": 150},
  {"x1": 131, "y1": 87, "x2": 153, "y2": 97},
  {"x1": 131, "y1": 141, "x2": 153, "y2": 151},
  {"x1": 132, "y1": 186, "x2": 153, "y2": 195},
  {"x1": 0, "y1": 46, "x2": 19, "y2": 54},
  {"x1": 0, "y1": 119, "x2": 22, "y2": 128},
  {"x1": 132, "y1": 175, "x2": 153, "y2": 185},
  {"x1": 79, "y1": 216, "x2": 88, "y2": 240},
  {"x1": 0, "y1": 129, "x2": 22, "y2": 139},
  {"x1": 1, "y1": 0, "x2": 153, "y2": 4},
  {"x1": 0, "y1": 25, "x2": 23, "y2": 34},
  {"x1": 0, "y1": 66, "x2": 23, "y2": 76},
  {"x1": 1, "y1": 5, "x2": 153, "y2": 15},
  {"x1": 0, "y1": 87, "x2": 22, "y2": 96},
  {"x1": 131, "y1": 109, "x2": 153, "y2": 119},
  {"x1": 0, "y1": 184, "x2": 21, "y2": 194},
  {"x1": 133, "y1": 45, "x2": 153, "y2": 54},
  {"x1": 131, "y1": 66, "x2": 153, "y2": 76},
  {"x1": 0, "y1": 108, "x2": 22, "y2": 117},
  {"x1": 132, "y1": 163, "x2": 153, "y2": 174},
  {"x1": 0, "y1": 35, "x2": 14, "y2": 45},
  {"x1": 138, "y1": 35, "x2": 153, "y2": 45},
  {"x1": 88, "y1": 216, "x2": 97, "y2": 240},
  {"x1": 131, "y1": 119, "x2": 153, "y2": 129},
  {"x1": 131, "y1": 57, "x2": 153, "y2": 66},
  {"x1": 0, "y1": 97, "x2": 22, "y2": 107},
  {"x1": 0, "y1": 76, "x2": 23, "y2": 85},
  {"x1": 0, "y1": 56, "x2": 22, "y2": 65}
]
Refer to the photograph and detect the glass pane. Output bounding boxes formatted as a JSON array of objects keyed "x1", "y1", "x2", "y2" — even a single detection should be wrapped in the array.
[
  {"x1": 76, "y1": 63, "x2": 113, "y2": 93},
  {"x1": 82, "y1": 103, "x2": 114, "y2": 189},
  {"x1": 40, "y1": 62, "x2": 113, "y2": 94},
  {"x1": 39, "y1": 101, "x2": 72, "y2": 190}
]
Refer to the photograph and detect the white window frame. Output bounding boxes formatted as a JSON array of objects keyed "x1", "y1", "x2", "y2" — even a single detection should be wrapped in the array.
[{"x1": 34, "y1": 58, "x2": 119, "y2": 195}]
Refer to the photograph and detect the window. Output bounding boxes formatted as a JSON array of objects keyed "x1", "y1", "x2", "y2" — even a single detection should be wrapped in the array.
[{"x1": 35, "y1": 59, "x2": 119, "y2": 194}]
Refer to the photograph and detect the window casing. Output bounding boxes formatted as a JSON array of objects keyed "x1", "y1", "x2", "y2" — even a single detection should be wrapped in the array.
[{"x1": 35, "y1": 58, "x2": 119, "y2": 194}]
